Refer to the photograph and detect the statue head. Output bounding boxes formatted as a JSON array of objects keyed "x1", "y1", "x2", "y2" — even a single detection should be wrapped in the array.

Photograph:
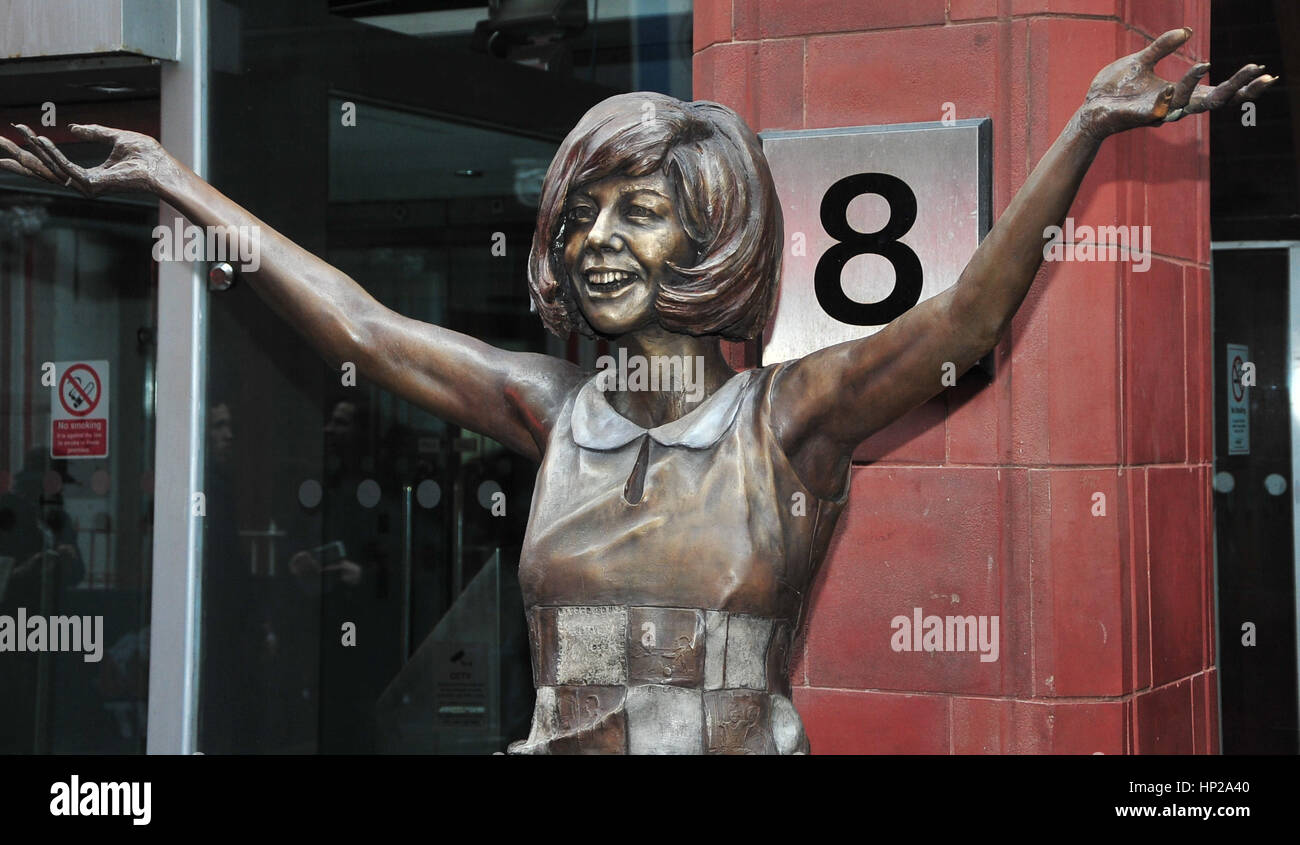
[{"x1": 527, "y1": 92, "x2": 782, "y2": 342}]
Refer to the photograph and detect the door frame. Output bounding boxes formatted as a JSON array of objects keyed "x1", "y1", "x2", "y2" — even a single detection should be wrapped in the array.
[
  {"x1": 146, "y1": 0, "x2": 208, "y2": 755},
  {"x1": 1210, "y1": 238, "x2": 1300, "y2": 749}
]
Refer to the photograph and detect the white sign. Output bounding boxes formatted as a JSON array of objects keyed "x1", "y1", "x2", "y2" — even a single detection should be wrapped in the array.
[
  {"x1": 761, "y1": 120, "x2": 990, "y2": 365},
  {"x1": 51, "y1": 359, "x2": 109, "y2": 459},
  {"x1": 1226, "y1": 343, "x2": 1250, "y2": 455},
  {"x1": 432, "y1": 642, "x2": 489, "y2": 729}
]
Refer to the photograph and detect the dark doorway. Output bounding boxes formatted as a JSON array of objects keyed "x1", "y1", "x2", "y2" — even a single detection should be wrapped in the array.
[{"x1": 1211, "y1": 0, "x2": 1300, "y2": 755}]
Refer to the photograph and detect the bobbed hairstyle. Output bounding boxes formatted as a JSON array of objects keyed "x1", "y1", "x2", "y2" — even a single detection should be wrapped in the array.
[{"x1": 527, "y1": 92, "x2": 783, "y2": 341}]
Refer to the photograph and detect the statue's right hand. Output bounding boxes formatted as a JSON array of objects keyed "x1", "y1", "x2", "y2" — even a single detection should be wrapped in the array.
[{"x1": 0, "y1": 123, "x2": 169, "y2": 197}]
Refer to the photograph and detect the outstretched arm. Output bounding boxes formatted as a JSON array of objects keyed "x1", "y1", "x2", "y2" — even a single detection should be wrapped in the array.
[
  {"x1": 773, "y1": 27, "x2": 1275, "y2": 498},
  {"x1": 0, "y1": 124, "x2": 581, "y2": 462}
]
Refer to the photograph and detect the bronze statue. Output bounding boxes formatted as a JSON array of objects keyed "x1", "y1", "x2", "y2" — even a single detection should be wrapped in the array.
[{"x1": 0, "y1": 27, "x2": 1274, "y2": 754}]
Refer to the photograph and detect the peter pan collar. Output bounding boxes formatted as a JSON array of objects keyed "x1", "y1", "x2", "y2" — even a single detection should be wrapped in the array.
[{"x1": 570, "y1": 368, "x2": 756, "y2": 451}]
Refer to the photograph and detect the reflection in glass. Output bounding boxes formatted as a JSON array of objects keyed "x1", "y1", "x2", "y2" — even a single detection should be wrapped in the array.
[
  {"x1": 0, "y1": 191, "x2": 156, "y2": 753},
  {"x1": 200, "y1": 0, "x2": 691, "y2": 753}
]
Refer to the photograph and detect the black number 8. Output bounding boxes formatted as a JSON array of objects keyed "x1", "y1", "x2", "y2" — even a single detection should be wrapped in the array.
[{"x1": 814, "y1": 173, "x2": 923, "y2": 326}]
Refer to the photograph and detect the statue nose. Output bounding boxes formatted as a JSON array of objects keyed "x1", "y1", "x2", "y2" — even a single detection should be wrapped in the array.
[{"x1": 586, "y1": 208, "x2": 622, "y2": 252}]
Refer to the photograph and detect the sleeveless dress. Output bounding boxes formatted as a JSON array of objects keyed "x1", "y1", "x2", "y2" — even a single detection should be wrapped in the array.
[{"x1": 511, "y1": 361, "x2": 850, "y2": 754}]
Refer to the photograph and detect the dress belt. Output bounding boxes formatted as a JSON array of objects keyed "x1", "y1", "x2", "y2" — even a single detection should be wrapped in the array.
[
  {"x1": 526, "y1": 605, "x2": 794, "y2": 694},
  {"x1": 514, "y1": 606, "x2": 807, "y2": 754}
]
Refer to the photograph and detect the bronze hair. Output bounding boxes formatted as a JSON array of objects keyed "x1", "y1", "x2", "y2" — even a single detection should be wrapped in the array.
[{"x1": 528, "y1": 92, "x2": 783, "y2": 341}]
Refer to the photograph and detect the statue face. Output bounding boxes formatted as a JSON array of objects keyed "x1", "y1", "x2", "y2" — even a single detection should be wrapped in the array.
[{"x1": 562, "y1": 171, "x2": 695, "y2": 337}]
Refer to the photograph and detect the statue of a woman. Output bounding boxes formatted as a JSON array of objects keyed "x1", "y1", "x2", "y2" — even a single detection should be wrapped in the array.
[{"x1": 1, "y1": 27, "x2": 1273, "y2": 754}]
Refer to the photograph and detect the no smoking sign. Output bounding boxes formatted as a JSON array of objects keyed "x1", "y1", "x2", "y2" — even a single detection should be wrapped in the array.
[{"x1": 51, "y1": 360, "x2": 110, "y2": 459}]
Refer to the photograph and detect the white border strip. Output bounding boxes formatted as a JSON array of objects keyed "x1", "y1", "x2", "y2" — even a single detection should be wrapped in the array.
[
  {"x1": 1290, "y1": 244, "x2": 1300, "y2": 743},
  {"x1": 146, "y1": 0, "x2": 206, "y2": 755}
]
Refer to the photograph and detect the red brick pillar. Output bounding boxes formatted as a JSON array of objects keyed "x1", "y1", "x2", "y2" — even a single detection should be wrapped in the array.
[{"x1": 695, "y1": 0, "x2": 1217, "y2": 754}]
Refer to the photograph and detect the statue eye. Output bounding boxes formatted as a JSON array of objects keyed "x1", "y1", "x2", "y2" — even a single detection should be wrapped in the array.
[
  {"x1": 566, "y1": 206, "x2": 594, "y2": 225},
  {"x1": 627, "y1": 204, "x2": 655, "y2": 220}
]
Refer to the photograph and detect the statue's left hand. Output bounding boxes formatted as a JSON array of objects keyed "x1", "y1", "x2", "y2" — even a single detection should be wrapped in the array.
[{"x1": 1077, "y1": 26, "x2": 1277, "y2": 140}]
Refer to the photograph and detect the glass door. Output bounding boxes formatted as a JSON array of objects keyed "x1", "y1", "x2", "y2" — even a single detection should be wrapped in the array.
[
  {"x1": 196, "y1": 0, "x2": 692, "y2": 753},
  {"x1": 1211, "y1": 243, "x2": 1300, "y2": 754},
  {"x1": 0, "y1": 88, "x2": 161, "y2": 753}
]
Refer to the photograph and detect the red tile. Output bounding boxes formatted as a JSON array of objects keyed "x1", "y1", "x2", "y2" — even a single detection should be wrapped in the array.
[
  {"x1": 1051, "y1": 700, "x2": 1127, "y2": 754},
  {"x1": 946, "y1": 350, "x2": 1003, "y2": 465},
  {"x1": 1147, "y1": 466, "x2": 1205, "y2": 685},
  {"x1": 952, "y1": 697, "x2": 1125, "y2": 754},
  {"x1": 1011, "y1": 0, "x2": 1118, "y2": 14},
  {"x1": 1072, "y1": 144, "x2": 1129, "y2": 251},
  {"x1": 732, "y1": 0, "x2": 759, "y2": 40},
  {"x1": 756, "y1": 39, "x2": 806, "y2": 132},
  {"x1": 1031, "y1": 19, "x2": 1128, "y2": 156},
  {"x1": 1124, "y1": 258, "x2": 1186, "y2": 464},
  {"x1": 1122, "y1": 697, "x2": 1136, "y2": 753},
  {"x1": 806, "y1": 24, "x2": 999, "y2": 129},
  {"x1": 1182, "y1": 266, "x2": 1201, "y2": 464},
  {"x1": 1002, "y1": 468, "x2": 1036, "y2": 696},
  {"x1": 856, "y1": 396, "x2": 946, "y2": 463},
  {"x1": 1134, "y1": 677, "x2": 1195, "y2": 754},
  {"x1": 1185, "y1": 266, "x2": 1212, "y2": 463},
  {"x1": 1112, "y1": 59, "x2": 1148, "y2": 237},
  {"x1": 1143, "y1": 86, "x2": 1202, "y2": 264},
  {"x1": 1185, "y1": 0, "x2": 1210, "y2": 61},
  {"x1": 1045, "y1": 260, "x2": 1121, "y2": 464},
  {"x1": 692, "y1": 46, "x2": 732, "y2": 114},
  {"x1": 1027, "y1": 472, "x2": 1056, "y2": 699},
  {"x1": 952, "y1": 697, "x2": 1009, "y2": 754},
  {"x1": 1204, "y1": 667, "x2": 1219, "y2": 754},
  {"x1": 734, "y1": 0, "x2": 946, "y2": 40},
  {"x1": 1025, "y1": 467, "x2": 1053, "y2": 682},
  {"x1": 806, "y1": 467, "x2": 1013, "y2": 695},
  {"x1": 1004, "y1": 20, "x2": 1031, "y2": 202},
  {"x1": 1192, "y1": 669, "x2": 1208, "y2": 753},
  {"x1": 953, "y1": 697, "x2": 1053, "y2": 753},
  {"x1": 1195, "y1": 109, "x2": 1210, "y2": 264},
  {"x1": 1127, "y1": 1, "x2": 1190, "y2": 51},
  {"x1": 1124, "y1": 467, "x2": 1152, "y2": 692},
  {"x1": 693, "y1": 40, "x2": 804, "y2": 131},
  {"x1": 993, "y1": 19, "x2": 1063, "y2": 468},
  {"x1": 1031, "y1": 20, "x2": 1131, "y2": 223},
  {"x1": 950, "y1": 0, "x2": 999, "y2": 20},
  {"x1": 1038, "y1": 469, "x2": 1127, "y2": 696},
  {"x1": 795, "y1": 688, "x2": 949, "y2": 754},
  {"x1": 1009, "y1": 267, "x2": 1052, "y2": 466},
  {"x1": 693, "y1": 0, "x2": 732, "y2": 52},
  {"x1": 1200, "y1": 466, "x2": 1214, "y2": 667}
]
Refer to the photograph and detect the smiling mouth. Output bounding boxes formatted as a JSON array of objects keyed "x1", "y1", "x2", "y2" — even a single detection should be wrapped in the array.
[{"x1": 583, "y1": 269, "x2": 639, "y2": 293}]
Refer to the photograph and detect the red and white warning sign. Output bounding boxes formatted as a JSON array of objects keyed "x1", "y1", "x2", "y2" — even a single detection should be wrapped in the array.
[{"x1": 51, "y1": 360, "x2": 110, "y2": 459}]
